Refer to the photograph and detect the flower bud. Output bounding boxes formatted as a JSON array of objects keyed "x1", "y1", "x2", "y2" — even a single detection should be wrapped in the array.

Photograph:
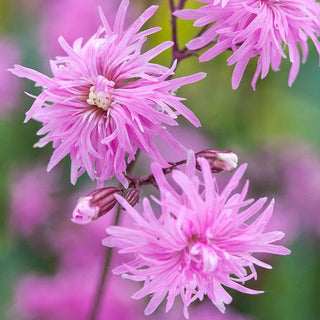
[
  {"x1": 195, "y1": 149, "x2": 238, "y2": 173},
  {"x1": 123, "y1": 188, "x2": 140, "y2": 207},
  {"x1": 71, "y1": 186, "x2": 120, "y2": 224}
]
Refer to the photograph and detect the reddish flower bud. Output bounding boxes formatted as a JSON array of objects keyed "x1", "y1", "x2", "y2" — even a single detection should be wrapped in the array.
[
  {"x1": 71, "y1": 186, "x2": 120, "y2": 224},
  {"x1": 123, "y1": 188, "x2": 140, "y2": 207},
  {"x1": 195, "y1": 149, "x2": 238, "y2": 173}
]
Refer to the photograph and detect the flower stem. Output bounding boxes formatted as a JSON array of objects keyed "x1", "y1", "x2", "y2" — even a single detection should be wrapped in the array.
[
  {"x1": 88, "y1": 151, "x2": 140, "y2": 320},
  {"x1": 169, "y1": 0, "x2": 179, "y2": 56},
  {"x1": 169, "y1": 0, "x2": 196, "y2": 64},
  {"x1": 177, "y1": 0, "x2": 188, "y2": 10},
  {"x1": 88, "y1": 206, "x2": 121, "y2": 320},
  {"x1": 168, "y1": 1, "x2": 220, "y2": 65},
  {"x1": 127, "y1": 159, "x2": 187, "y2": 189}
]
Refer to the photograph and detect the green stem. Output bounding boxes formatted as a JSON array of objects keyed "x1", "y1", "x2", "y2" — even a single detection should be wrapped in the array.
[{"x1": 88, "y1": 206, "x2": 121, "y2": 320}]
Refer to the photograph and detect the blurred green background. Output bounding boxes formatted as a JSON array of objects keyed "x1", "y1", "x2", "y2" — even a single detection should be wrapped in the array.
[{"x1": 0, "y1": 0, "x2": 320, "y2": 319}]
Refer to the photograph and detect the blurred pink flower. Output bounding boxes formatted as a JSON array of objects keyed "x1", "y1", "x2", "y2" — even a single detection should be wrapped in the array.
[
  {"x1": 11, "y1": 2, "x2": 204, "y2": 187},
  {"x1": 175, "y1": 0, "x2": 320, "y2": 89},
  {"x1": 39, "y1": 0, "x2": 123, "y2": 57},
  {"x1": 281, "y1": 144, "x2": 320, "y2": 229},
  {"x1": 50, "y1": 209, "x2": 115, "y2": 270},
  {"x1": 0, "y1": 38, "x2": 21, "y2": 117},
  {"x1": 163, "y1": 303, "x2": 253, "y2": 320},
  {"x1": 13, "y1": 190, "x2": 143, "y2": 319},
  {"x1": 245, "y1": 142, "x2": 320, "y2": 241},
  {"x1": 14, "y1": 271, "x2": 143, "y2": 320},
  {"x1": 104, "y1": 153, "x2": 290, "y2": 318},
  {"x1": 9, "y1": 164, "x2": 60, "y2": 236}
]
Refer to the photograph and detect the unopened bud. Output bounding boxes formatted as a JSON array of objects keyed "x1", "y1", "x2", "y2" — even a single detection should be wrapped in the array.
[
  {"x1": 72, "y1": 186, "x2": 120, "y2": 224},
  {"x1": 123, "y1": 188, "x2": 140, "y2": 207},
  {"x1": 195, "y1": 149, "x2": 238, "y2": 173}
]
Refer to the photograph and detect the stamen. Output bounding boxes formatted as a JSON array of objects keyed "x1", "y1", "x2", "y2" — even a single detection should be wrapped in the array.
[
  {"x1": 187, "y1": 241, "x2": 219, "y2": 273},
  {"x1": 87, "y1": 76, "x2": 115, "y2": 111}
]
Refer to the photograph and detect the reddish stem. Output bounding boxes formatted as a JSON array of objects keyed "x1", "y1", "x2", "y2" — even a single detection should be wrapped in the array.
[
  {"x1": 177, "y1": 0, "x2": 188, "y2": 10},
  {"x1": 169, "y1": 0, "x2": 179, "y2": 63},
  {"x1": 168, "y1": 0, "x2": 196, "y2": 64},
  {"x1": 169, "y1": 2, "x2": 219, "y2": 64},
  {"x1": 127, "y1": 159, "x2": 187, "y2": 190}
]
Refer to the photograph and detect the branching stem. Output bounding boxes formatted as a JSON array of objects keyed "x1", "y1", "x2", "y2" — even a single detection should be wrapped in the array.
[{"x1": 126, "y1": 159, "x2": 187, "y2": 190}]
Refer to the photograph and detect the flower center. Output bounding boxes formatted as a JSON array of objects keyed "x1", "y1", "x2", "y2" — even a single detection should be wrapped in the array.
[
  {"x1": 185, "y1": 236, "x2": 218, "y2": 273},
  {"x1": 87, "y1": 76, "x2": 115, "y2": 111}
]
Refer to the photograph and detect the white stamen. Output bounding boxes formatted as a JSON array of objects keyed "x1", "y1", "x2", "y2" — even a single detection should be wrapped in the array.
[{"x1": 87, "y1": 85, "x2": 113, "y2": 111}]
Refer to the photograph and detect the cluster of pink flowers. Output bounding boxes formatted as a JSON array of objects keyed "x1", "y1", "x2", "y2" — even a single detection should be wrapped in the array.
[
  {"x1": 9, "y1": 0, "x2": 305, "y2": 318},
  {"x1": 175, "y1": 0, "x2": 320, "y2": 89},
  {"x1": 12, "y1": 142, "x2": 254, "y2": 320},
  {"x1": 105, "y1": 152, "x2": 290, "y2": 317}
]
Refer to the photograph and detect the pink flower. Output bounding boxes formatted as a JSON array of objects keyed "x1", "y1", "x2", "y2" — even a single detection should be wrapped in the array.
[
  {"x1": 9, "y1": 164, "x2": 61, "y2": 236},
  {"x1": 175, "y1": 0, "x2": 320, "y2": 89},
  {"x1": 0, "y1": 38, "x2": 21, "y2": 117},
  {"x1": 11, "y1": 1, "x2": 205, "y2": 186},
  {"x1": 104, "y1": 152, "x2": 290, "y2": 318}
]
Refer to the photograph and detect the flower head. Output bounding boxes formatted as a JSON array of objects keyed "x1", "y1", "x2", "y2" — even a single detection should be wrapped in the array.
[
  {"x1": 195, "y1": 149, "x2": 238, "y2": 172},
  {"x1": 71, "y1": 186, "x2": 120, "y2": 224},
  {"x1": 104, "y1": 152, "x2": 290, "y2": 318},
  {"x1": 11, "y1": 1, "x2": 205, "y2": 186},
  {"x1": 175, "y1": 0, "x2": 320, "y2": 89}
]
